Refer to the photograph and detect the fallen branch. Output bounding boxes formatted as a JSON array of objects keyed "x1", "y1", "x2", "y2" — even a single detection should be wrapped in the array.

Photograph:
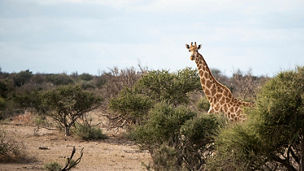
[{"x1": 61, "y1": 146, "x2": 84, "y2": 171}]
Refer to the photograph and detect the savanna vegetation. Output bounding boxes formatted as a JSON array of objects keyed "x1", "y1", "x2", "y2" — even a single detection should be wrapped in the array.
[{"x1": 1, "y1": 65, "x2": 304, "y2": 170}]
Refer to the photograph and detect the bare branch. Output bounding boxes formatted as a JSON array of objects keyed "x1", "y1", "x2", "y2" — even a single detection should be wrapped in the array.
[{"x1": 61, "y1": 146, "x2": 84, "y2": 171}]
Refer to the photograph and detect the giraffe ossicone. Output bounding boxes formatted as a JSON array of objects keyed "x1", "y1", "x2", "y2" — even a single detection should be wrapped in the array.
[{"x1": 186, "y1": 42, "x2": 253, "y2": 121}]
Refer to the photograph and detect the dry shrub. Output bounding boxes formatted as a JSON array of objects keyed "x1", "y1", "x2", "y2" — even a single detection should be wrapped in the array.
[
  {"x1": 0, "y1": 129, "x2": 29, "y2": 162},
  {"x1": 231, "y1": 69, "x2": 269, "y2": 100},
  {"x1": 100, "y1": 67, "x2": 144, "y2": 101},
  {"x1": 12, "y1": 112, "x2": 32, "y2": 125}
]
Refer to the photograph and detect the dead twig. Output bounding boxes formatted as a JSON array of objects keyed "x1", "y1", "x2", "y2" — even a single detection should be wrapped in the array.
[{"x1": 61, "y1": 146, "x2": 84, "y2": 171}]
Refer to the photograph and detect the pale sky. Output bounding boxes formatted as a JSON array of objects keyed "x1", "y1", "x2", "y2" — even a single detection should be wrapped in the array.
[{"x1": 0, "y1": 0, "x2": 304, "y2": 76}]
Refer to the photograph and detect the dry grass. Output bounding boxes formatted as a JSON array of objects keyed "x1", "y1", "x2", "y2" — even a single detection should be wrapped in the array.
[
  {"x1": 0, "y1": 112, "x2": 151, "y2": 170},
  {"x1": 0, "y1": 128, "x2": 33, "y2": 163}
]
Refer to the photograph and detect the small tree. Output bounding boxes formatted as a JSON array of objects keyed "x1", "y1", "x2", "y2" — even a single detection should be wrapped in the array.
[
  {"x1": 13, "y1": 70, "x2": 32, "y2": 87},
  {"x1": 108, "y1": 68, "x2": 200, "y2": 128},
  {"x1": 40, "y1": 86, "x2": 101, "y2": 136}
]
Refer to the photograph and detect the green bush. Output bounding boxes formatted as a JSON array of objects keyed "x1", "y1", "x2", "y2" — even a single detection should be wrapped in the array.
[
  {"x1": 73, "y1": 123, "x2": 107, "y2": 140},
  {"x1": 81, "y1": 82, "x2": 96, "y2": 90},
  {"x1": 197, "y1": 96, "x2": 210, "y2": 112},
  {"x1": 79, "y1": 73, "x2": 93, "y2": 81},
  {"x1": 209, "y1": 66, "x2": 304, "y2": 170},
  {"x1": 0, "y1": 80, "x2": 8, "y2": 97},
  {"x1": 150, "y1": 144, "x2": 179, "y2": 171},
  {"x1": 13, "y1": 90, "x2": 41, "y2": 109},
  {"x1": 109, "y1": 88, "x2": 153, "y2": 125},
  {"x1": 131, "y1": 103, "x2": 224, "y2": 170},
  {"x1": 46, "y1": 74, "x2": 74, "y2": 86},
  {"x1": 131, "y1": 103, "x2": 195, "y2": 146},
  {"x1": 108, "y1": 68, "x2": 200, "y2": 128},
  {"x1": 13, "y1": 70, "x2": 32, "y2": 87},
  {"x1": 135, "y1": 68, "x2": 200, "y2": 105},
  {"x1": 0, "y1": 97, "x2": 5, "y2": 110},
  {"x1": 179, "y1": 114, "x2": 225, "y2": 170},
  {"x1": 44, "y1": 162, "x2": 62, "y2": 171},
  {"x1": 181, "y1": 114, "x2": 224, "y2": 146},
  {"x1": 39, "y1": 85, "x2": 102, "y2": 136}
]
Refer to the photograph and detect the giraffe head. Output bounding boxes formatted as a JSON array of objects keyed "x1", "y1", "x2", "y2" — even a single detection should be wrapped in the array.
[{"x1": 186, "y1": 42, "x2": 201, "y2": 61}]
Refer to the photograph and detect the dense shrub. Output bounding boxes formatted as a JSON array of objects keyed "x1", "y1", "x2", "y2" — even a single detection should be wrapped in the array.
[
  {"x1": 79, "y1": 73, "x2": 93, "y2": 81},
  {"x1": 13, "y1": 90, "x2": 41, "y2": 110},
  {"x1": 0, "y1": 80, "x2": 8, "y2": 98},
  {"x1": 180, "y1": 114, "x2": 225, "y2": 170},
  {"x1": 46, "y1": 74, "x2": 74, "y2": 86},
  {"x1": 197, "y1": 96, "x2": 210, "y2": 112},
  {"x1": 148, "y1": 144, "x2": 179, "y2": 171},
  {"x1": 209, "y1": 66, "x2": 304, "y2": 170},
  {"x1": 108, "y1": 68, "x2": 201, "y2": 128},
  {"x1": 131, "y1": 103, "x2": 195, "y2": 147},
  {"x1": 0, "y1": 97, "x2": 5, "y2": 110},
  {"x1": 130, "y1": 102, "x2": 224, "y2": 170},
  {"x1": 81, "y1": 82, "x2": 96, "y2": 90},
  {"x1": 73, "y1": 123, "x2": 107, "y2": 140},
  {"x1": 135, "y1": 68, "x2": 200, "y2": 105},
  {"x1": 13, "y1": 70, "x2": 32, "y2": 87},
  {"x1": 109, "y1": 88, "x2": 153, "y2": 125}
]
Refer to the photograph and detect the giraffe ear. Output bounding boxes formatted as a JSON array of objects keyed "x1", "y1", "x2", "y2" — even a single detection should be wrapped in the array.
[
  {"x1": 186, "y1": 44, "x2": 190, "y2": 49},
  {"x1": 197, "y1": 44, "x2": 201, "y2": 50}
]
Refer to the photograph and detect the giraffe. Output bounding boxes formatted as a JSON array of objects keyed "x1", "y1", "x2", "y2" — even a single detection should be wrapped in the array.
[{"x1": 186, "y1": 42, "x2": 253, "y2": 121}]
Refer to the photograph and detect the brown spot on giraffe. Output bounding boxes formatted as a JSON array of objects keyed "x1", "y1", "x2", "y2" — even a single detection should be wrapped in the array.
[
  {"x1": 199, "y1": 70, "x2": 204, "y2": 75},
  {"x1": 204, "y1": 72, "x2": 210, "y2": 79},
  {"x1": 215, "y1": 93, "x2": 222, "y2": 99},
  {"x1": 217, "y1": 86, "x2": 223, "y2": 93},
  {"x1": 206, "y1": 79, "x2": 212, "y2": 88},
  {"x1": 219, "y1": 97, "x2": 225, "y2": 104},
  {"x1": 211, "y1": 87, "x2": 216, "y2": 96},
  {"x1": 204, "y1": 89, "x2": 211, "y2": 96},
  {"x1": 230, "y1": 106, "x2": 235, "y2": 113},
  {"x1": 200, "y1": 77, "x2": 206, "y2": 85},
  {"x1": 223, "y1": 104, "x2": 228, "y2": 113}
]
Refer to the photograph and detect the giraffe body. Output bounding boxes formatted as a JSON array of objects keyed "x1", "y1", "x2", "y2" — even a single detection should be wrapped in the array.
[{"x1": 186, "y1": 42, "x2": 253, "y2": 121}]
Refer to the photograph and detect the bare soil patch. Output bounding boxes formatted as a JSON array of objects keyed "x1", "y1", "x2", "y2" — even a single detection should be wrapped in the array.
[{"x1": 0, "y1": 115, "x2": 151, "y2": 171}]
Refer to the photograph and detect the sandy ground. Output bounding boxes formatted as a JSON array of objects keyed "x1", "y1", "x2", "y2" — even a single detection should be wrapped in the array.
[{"x1": 0, "y1": 113, "x2": 151, "y2": 171}]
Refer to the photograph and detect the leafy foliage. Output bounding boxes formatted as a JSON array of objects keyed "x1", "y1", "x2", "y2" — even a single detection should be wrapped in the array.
[
  {"x1": 131, "y1": 103, "x2": 195, "y2": 147},
  {"x1": 109, "y1": 88, "x2": 152, "y2": 125},
  {"x1": 79, "y1": 73, "x2": 93, "y2": 81},
  {"x1": 135, "y1": 68, "x2": 200, "y2": 105},
  {"x1": 46, "y1": 74, "x2": 74, "y2": 86},
  {"x1": 130, "y1": 103, "x2": 224, "y2": 170},
  {"x1": 39, "y1": 85, "x2": 101, "y2": 136},
  {"x1": 108, "y1": 68, "x2": 200, "y2": 128},
  {"x1": 13, "y1": 70, "x2": 32, "y2": 87},
  {"x1": 73, "y1": 122, "x2": 107, "y2": 140},
  {"x1": 197, "y1": 96, "x2": 210, "y2": 112}
]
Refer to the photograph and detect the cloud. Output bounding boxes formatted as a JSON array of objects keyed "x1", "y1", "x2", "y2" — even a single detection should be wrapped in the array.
[{"x1": 1, "y1": 0, "x2": 303, "y2": 76}]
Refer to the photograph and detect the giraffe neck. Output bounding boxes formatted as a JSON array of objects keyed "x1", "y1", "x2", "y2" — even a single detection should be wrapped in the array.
[{"x1": 195, "y1": 53, "x2": 217, "y2": 100}]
